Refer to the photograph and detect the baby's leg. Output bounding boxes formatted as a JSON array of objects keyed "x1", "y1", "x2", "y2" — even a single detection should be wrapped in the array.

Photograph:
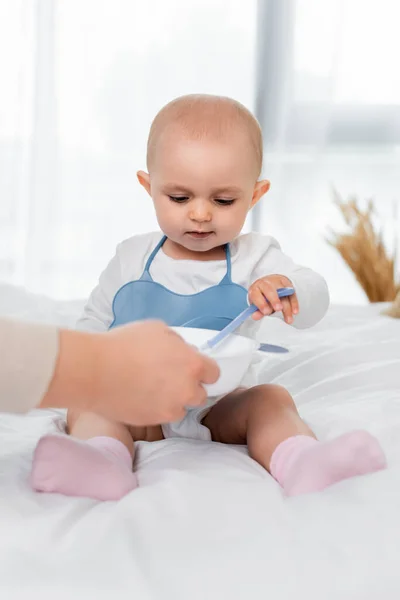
[
  {"x1": 31, "y1": 411, "x2": 138, "y2": 500},
  {"x1": 203, "y1": 385, "x2": 386, "y2": 496}
]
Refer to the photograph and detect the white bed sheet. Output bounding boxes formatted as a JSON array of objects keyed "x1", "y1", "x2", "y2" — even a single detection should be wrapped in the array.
[{"x1": 0, "y1": 284, "x2": 400, "y2": 600}]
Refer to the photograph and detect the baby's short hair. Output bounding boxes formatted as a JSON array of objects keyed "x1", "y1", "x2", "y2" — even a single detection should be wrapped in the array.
[{"x1": 146, "y1": 94, "x2": 263, "y2": 177}]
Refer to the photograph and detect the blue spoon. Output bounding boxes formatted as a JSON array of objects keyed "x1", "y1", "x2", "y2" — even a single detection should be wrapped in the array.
[{"x1": 199, "y1": 287, "x2": 294, "y2": 353}]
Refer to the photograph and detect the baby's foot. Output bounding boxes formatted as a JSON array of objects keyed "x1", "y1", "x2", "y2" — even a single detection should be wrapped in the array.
[
  {"x1": 270, "y1": 431, "x2": 387, "y2": 496},
  {"x1": 31, "y1": 435, "x2": 138, "y2": 501}
]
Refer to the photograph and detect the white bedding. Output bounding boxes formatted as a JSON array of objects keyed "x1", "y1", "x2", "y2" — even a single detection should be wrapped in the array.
[{"x1": 0, "y1": 284, "x2": 400, "y2": 600}]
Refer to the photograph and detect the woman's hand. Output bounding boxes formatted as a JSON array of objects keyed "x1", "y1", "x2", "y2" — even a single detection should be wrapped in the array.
[{"x1": 41, "y1": 321, "x2": 220, "y2": 425}]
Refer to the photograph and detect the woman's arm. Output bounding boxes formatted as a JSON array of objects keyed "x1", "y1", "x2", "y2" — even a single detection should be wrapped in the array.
[
  {"x1": 0, "y1": 318, "x2": 59, "y2": 413},
  {"x1": 0, "y1": 318, "x2": 219, "y2": 425}
]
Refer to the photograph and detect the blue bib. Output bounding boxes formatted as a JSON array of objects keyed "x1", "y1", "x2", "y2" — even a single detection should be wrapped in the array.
[{"x1": 110, "y1": 235, "x2": 248, "y2": 331}]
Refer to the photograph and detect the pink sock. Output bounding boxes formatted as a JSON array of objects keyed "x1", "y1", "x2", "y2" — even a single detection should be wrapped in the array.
[
  {"x1": 270, "y1": 431, "x2": 387, "y2": 496},
  {"x1": 30, "y1": 435, "x2": 138, "y2": 501}
]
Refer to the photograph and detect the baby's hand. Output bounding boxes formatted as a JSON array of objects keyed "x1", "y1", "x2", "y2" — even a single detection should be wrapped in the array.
[{"x1": 248, "y1": 275, "x2": 298, "y2": 324}]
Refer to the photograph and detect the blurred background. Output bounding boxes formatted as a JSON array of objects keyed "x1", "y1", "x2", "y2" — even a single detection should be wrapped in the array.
[{"x1": 1, "y1": 0, "x2": 399, "y2": 303}]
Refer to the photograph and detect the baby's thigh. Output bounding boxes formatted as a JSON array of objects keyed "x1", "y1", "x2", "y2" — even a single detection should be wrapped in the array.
[
  {"x1": 203, "y1": 385, "x2": 285, "y2": 444},
  {"x1": 202, "y1": 387, "x2": 250, "y2": 444}
]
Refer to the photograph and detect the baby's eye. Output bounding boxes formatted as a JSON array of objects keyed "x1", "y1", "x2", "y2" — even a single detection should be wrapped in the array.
[
  {"x1": 168, "y1": 195, "x2": 189, "y2": 203},
  {"x1": 215, "y1": 198, "x2": 235, "y2": 206}
]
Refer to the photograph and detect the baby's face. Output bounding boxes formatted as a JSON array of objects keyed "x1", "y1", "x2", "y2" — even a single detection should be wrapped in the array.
[{"x1": 142, "y1": 131, "x2": 267, "y2": 253}]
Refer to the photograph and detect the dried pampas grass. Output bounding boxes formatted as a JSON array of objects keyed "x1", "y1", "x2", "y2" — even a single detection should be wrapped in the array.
[{"x1": 326, "y1": 191, "x2": 399, "y2": 316}]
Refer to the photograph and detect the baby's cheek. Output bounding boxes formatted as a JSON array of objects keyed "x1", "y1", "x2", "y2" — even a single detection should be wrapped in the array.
[{"x1": 218, "y1": 218, "x2": 242, "y2": 240}]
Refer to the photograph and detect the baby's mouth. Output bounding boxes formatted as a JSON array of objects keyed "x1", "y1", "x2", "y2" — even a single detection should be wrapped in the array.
[{"x1": 186, "y1": 231, "x2": 214, "y2": 239}]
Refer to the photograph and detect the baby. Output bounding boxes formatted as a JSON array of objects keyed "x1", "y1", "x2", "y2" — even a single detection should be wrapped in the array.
[{"x1": 31, "y1": 94, "x2": 386, "y2": 499}]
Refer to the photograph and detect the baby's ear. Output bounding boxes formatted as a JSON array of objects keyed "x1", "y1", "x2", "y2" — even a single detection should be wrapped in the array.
[
  {"x1": 137, "y1": 170, "x2": 151, "y2": 195},
  {"x1": 251, "y1": 180, "x2": 270, "y2": 207}
]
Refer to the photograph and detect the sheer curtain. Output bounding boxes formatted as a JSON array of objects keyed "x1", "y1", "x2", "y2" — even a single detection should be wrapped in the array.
[
  {"x1": 0, "y1": 0, "x2": 256, "y2": 299},
  {"x1": 2, "y1": 0, "x2": 399, "y2": 304},
  {"x1": 254, "y1": 0, "x2": 400, "y2": 304}
]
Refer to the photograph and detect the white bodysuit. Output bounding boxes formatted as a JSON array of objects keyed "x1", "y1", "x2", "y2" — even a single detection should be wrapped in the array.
[{"x1": 77, "y1": 232, "x2": 330, "y2": 440}]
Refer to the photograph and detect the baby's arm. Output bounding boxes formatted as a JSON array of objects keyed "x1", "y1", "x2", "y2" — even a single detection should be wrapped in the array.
[
  {"x1": 77, "y1": 249, "x2": 123, "y2": 333},
  {"x1": 249, "y1": 240, "x2": 330, "y2": 330},
  {"x1": 280, "y1": 262, "x2": 329, "y2": 329}
]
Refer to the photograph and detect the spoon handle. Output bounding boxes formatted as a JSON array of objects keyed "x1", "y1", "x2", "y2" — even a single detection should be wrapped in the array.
[{"x1": 201, "y1": 286, "x2": 294, "y2": 351}]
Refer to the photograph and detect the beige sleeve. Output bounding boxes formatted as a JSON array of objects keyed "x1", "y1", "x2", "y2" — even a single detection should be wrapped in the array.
[{"x1": 0, "y1": 318, "x2": 59, "y2": 413}]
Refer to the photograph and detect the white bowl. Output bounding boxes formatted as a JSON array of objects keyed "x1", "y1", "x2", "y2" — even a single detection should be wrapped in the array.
[{"x1": 172, "y1": 327, "x2": 259, "y2": 396}]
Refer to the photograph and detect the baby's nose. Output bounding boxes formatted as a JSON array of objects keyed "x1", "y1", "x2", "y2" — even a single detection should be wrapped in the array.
[{"x1": 189, "y1": 200, "x2": 212, "y2": 222}]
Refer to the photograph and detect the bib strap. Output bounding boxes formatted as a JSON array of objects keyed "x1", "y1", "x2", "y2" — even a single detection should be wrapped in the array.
[
  {"x1": 141, "y1": 235, "x2": 167, "y2": 281},
  {"x1": 220, "y1": 243, "x2": 233, "y2": 284}
]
